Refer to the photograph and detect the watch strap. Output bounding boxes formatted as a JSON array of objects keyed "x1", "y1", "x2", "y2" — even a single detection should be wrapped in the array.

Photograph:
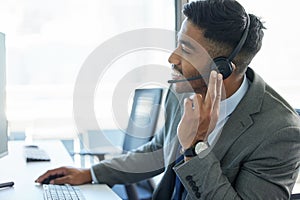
[
  {"x1": 183, "y1": 140, "x2": 204, "y2": 157},
  {"x1": 183, "y1": 146, "x2": 197, "y2": 157}
]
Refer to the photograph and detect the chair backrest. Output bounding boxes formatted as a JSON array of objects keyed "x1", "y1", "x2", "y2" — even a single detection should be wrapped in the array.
[
  {"x1": 295, "y1": 109, "x2": 300, "y2": 116},
  {"x1": 123, "y1": 88, "x2": 163, "y2": 152},
  {"x1": 121, "y1": 88, "x2": 163, "y2": 200},
  {"x1": 74, "y1": 88, "x2": 163, "y2": 168}
]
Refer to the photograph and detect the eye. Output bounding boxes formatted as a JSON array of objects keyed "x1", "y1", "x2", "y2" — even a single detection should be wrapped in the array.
[{"x1": 181, "y1": 44, "x2": 191, "y2": 54}]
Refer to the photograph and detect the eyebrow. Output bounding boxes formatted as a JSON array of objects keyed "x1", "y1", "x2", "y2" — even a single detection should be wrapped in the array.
[{"x1": 177, "y1": 33, "x2": 196, "y2": 51}]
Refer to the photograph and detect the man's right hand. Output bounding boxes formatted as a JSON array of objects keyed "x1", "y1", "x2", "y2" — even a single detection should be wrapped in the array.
[
  {"x1": 35, "y1": 166, "x2": 92, "y2": 185},
  {"x1": 177, "y1": 71, "x2": 223, "y2": 150}
]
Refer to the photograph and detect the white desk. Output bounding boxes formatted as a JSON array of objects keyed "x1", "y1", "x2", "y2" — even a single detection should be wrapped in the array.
[
  {"x1": 293, "y1": 174, "x2": 300, "y2": 194},
  {"x1": 0, "y1": 140, "x2": 121, "y2": 200}
]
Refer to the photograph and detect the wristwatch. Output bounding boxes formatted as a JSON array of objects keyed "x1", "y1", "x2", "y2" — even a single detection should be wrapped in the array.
[{"x1": 183, "y1": 140, "x2": 209, "y2": 157}]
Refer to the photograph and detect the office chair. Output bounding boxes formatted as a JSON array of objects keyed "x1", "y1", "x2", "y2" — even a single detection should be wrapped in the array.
[
  {"x1": 112, "y1": 88, "x2": 163, "y2": 200},
  {"x1": 74, "y1": 88, "x2": 163, "y2": 200}
]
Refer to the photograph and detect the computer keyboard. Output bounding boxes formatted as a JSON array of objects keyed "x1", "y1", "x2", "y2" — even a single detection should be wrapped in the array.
[
  {"x1": 43, "y1": 184, "x2": 86, "y2": 200},
  {"x1": 23, "y1": 146, "x2": 51, "y2": 162}
]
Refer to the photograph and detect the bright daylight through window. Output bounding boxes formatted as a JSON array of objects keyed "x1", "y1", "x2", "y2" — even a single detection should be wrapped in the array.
[
  {"x1": 1, "y1": 0, "x2": 300, "y2": 141},
  {"x1": 0, "y1": 0, "x2": 175, "y2": 140}
]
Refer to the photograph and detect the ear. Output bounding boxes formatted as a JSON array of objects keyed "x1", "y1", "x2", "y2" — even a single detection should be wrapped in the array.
[{"x1": 230, "y1": 62, "x2": 237, "y2": 71}]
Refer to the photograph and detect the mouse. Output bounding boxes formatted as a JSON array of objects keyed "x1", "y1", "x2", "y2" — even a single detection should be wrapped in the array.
[{"x1": 41, "y1": 174, "x2": 64, "y2": 184}]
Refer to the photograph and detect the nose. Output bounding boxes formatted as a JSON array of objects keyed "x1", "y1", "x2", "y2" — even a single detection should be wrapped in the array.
[{"x1": 168, "y1": 47, "x2": 181, "y2": 66}]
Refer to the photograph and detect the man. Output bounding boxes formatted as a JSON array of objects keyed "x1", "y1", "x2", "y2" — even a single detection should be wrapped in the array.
[{"x1": 36, "y1": 0, "x2": 300, "y2": 199}]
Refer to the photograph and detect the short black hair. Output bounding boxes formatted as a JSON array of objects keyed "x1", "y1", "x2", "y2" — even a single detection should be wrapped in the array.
[{"x1": 183, "y1": 0, "x2": 266, "y2": 72}]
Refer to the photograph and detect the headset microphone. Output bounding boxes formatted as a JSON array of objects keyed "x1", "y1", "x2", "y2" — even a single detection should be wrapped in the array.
[
  {"x1": 167, "y1": 13, "x2": 250, "y2": 84},
  {"x1": 167, "y1": 74, "x2": 209, "y2": 83}
]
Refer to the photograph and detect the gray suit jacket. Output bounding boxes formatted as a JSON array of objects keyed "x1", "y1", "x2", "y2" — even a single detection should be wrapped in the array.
[{"x1": 92, "y1": 68, "x2": 300, "y2": 200}]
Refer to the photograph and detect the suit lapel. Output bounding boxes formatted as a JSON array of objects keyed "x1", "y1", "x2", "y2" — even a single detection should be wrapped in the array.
[
  {"x1": 212, "y1": 109, "x2": 253, "y2": 160},
  {"x1": 212, "y1": 68, "x2": 265, "y2": 160}
]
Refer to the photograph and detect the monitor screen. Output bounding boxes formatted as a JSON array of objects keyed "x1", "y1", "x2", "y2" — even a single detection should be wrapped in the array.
[{"x1": 0, "y1": 32, "x2": 8, "y2": 158}]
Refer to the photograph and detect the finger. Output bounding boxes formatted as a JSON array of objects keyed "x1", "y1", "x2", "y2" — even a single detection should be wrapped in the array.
[
  {"x1": 183, "y1": 97, "x2": 194, "y2": 114},
  {"x1": 207, "y1": 73, "x2": 223, "y2": 137},
  {"x1": 213, "y1": 73, "x2": 223, "y2": 110},
  {"x1": 35, "y1": 170, "x2": 55, "y2": 183},
  {"x1": 51, "y1": 176, "x2": 70, "y2": 185},
  {"x1": 193, "y1": 93, "x2": 203, "y2": 114},
  {"x1": 210, "y1": 73, "x2": 223, "y2": 125},
  {"x1": 205, "y1": 71, "x2": 218, "y2": 107},
  {"x1": 35, "y1": 167, "x2": 65, "y2": 183}
]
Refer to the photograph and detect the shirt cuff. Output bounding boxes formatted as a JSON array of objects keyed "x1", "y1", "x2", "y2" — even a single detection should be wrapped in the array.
[{"x1": 90, "y1": 167, "x2": 99, "y2": 184}]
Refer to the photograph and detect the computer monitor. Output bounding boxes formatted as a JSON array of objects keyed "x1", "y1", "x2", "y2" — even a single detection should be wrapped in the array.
[{"x1": 0, "y1": 32, "x2": 8, "y2": 159}]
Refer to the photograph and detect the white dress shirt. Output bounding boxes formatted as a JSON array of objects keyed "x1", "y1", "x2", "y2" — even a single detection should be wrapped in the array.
[{"x1": 208, "y1": 75, "x2": 249, "y2": 146}]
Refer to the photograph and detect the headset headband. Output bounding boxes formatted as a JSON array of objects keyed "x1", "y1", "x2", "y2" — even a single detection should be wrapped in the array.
[{"x1": 228, "y1": 14, "x2": 250, "y2": 61}]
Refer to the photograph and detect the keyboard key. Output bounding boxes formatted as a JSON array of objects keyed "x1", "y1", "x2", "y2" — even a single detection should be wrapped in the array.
[
  {"x1": 43, "y1": 184, "x2": 86, "y2": 200},
  {"x1": 23, "y1": 147, "x2": 51, "y2": 162}
]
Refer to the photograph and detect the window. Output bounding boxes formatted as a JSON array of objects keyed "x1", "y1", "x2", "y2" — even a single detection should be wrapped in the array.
[
  {"x1": 238, "y1": 0, "x2": 300, "y2": 109},
  {"x1": 187, "y1": 0, "x2": 300, "y2": 109},
  {"x1": 1, "y1": 0, "x2": 175, "y2": 139}
]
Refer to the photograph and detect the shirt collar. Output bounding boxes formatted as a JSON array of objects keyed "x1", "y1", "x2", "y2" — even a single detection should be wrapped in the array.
[
  {"x1": 219, "y1": 75, "x2": 249, "y2": 122},
  {"x1": 207, "y1": 75, "x2": 249, "y2": 145}
]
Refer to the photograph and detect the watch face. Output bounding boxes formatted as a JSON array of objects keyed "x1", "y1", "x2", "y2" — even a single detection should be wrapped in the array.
[{"x1": 195, "y1": 142, "x2": 208, "y2": 154}]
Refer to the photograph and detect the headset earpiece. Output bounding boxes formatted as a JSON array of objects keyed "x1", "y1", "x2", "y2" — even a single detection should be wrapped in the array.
[
  {"x1": 212, "y1": 56, "x2": 233, "y2": 79},
  {"x1": 211, "y1": 13, "x2": 250, "y2": 80}
]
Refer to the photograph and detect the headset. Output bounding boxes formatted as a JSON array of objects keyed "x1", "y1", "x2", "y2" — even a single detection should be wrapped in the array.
[
  {"x1": 168, "y1": 13, "x2": 250, "y2": 84},
  {"x1": 212, "y1": 13, "x2": 250, "y2": 79}
]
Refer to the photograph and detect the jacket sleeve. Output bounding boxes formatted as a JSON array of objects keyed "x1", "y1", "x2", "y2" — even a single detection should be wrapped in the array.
[
  {"x1": 91, "y1": 128, "x2": 166, "y2": 186},
  {"x1": 174, "y1": 126, "x2": 300, "y2": 200},
  {"x1": 91, "y1": 88, "x2": 181, "y2": 186}
]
